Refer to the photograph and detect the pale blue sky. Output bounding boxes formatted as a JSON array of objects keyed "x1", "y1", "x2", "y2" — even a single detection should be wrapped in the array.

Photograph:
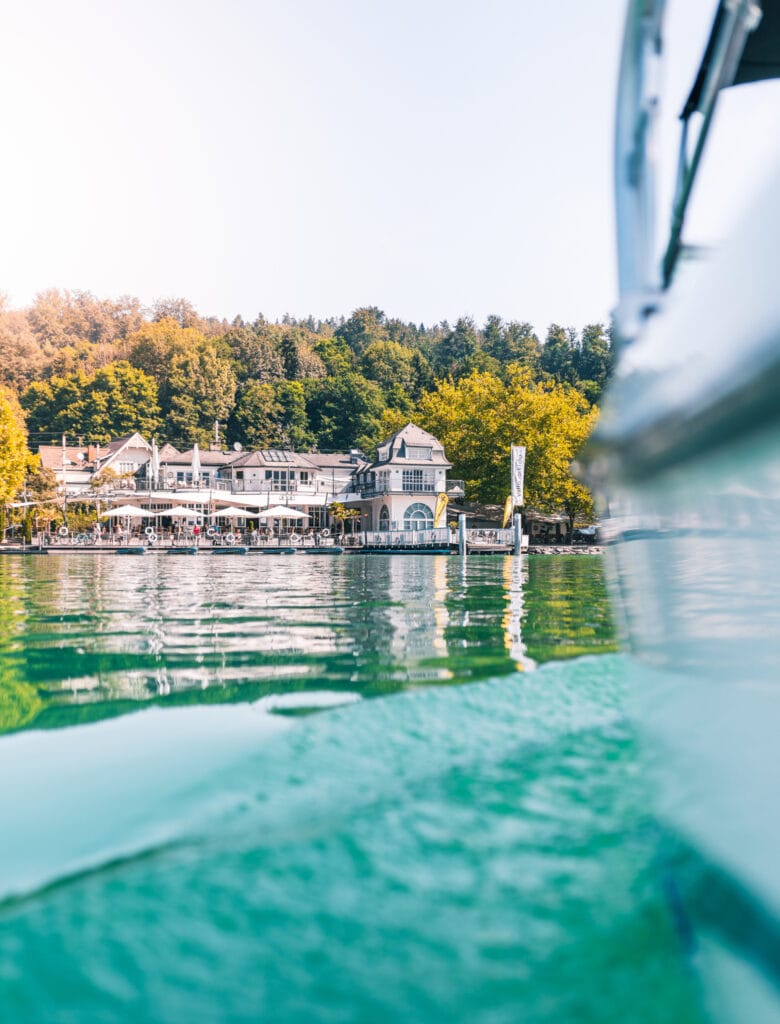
[{"x1": 4, "y1": 0, "x2": 775, "y2": 333}]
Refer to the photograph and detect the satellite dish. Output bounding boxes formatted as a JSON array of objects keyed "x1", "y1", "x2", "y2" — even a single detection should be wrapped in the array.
[
  {"x1": 233, "y1": 442, "x2": 243, "y2": 452},
  {"x1": 76, "y1": 452, "x2": 86, "y2": 461}
]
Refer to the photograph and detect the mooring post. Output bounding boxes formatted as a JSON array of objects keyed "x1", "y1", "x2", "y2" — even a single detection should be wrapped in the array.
[
  {"x1": 458, "y1": 515, "x2": 467, "y2": 556},
  {"x1": 513, "y1": 512, "x2": 523, "y2": 555}
]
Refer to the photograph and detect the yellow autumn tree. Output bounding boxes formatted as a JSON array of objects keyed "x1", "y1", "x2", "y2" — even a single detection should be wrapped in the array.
[
  {"x1": 0, "y1": 386, "x2": 29, "y2": 540},
  {"x1": 0, "y1": 387, "x2": 28, "y2": 503},
  {"x1": 385, "y1": 368, "x2": 598, "y2": 527}
]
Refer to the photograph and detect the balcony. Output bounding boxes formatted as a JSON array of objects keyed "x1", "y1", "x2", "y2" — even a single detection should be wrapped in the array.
[{"x1": 358, "y1": 483, "x2": 439, "y2": 497}]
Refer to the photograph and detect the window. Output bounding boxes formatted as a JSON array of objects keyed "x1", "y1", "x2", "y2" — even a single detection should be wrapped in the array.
[
  {"x1": 379, "y1": 505, "x2": 390, "y2": 531},
  {"x1": 403, "y1": 502, "x2": 433, "y2": 531},
  {"x1": 405, "y1": 445, "x2": 432, "y2": 460},
  {"x1": 299, "y1": 472, "x2": 309, "y2": 484}
]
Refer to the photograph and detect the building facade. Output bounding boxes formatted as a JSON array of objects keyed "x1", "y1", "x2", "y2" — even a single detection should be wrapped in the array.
[
  {"x1": 38, "y1": 422, "x2": 459, "y2": 533},
  {"x1": 346, "y1": 424, "x2": 453, "y2": 531}
]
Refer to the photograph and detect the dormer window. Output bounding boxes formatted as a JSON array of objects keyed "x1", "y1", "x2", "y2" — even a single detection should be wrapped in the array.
[{"x1": 405, "y1": 445, "x2": 432, "y2": 461}]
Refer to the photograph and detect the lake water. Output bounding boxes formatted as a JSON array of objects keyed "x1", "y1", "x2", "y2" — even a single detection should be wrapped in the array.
[{"x1": 0, "y1": 554, "x2": 703, "y2": 1023}]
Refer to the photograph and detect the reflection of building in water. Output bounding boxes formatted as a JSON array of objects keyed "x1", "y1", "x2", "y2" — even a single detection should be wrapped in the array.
[
  {"x1": 40, "y1": 556, "x2": 347, "y2": 705},
  {"x1": 381, "y1": 555, "x2": 451, "y2": 682},
  {"x1": 502, "y1": 556, "x2": 534, "y2": 671}
]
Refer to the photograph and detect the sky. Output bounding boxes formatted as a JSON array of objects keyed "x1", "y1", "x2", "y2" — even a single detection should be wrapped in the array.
[{"x1": 4, "y1": 0, "x2": 778, "y2": 334}]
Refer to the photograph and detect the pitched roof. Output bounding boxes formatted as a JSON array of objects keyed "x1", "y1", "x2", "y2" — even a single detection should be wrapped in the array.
[
  {"x1": 101, "y1": 432, "x2": 151, "y2": 454},
  {"x1": 174, "y1": 448, "x2": 238, "y2": 467},
  {"x1": 300, "y1": 452, "x2": 356, "y2": 471},
  {"x1": 228, "y1": 450, "x2": 318, "y2": 470},
  {"x1": 372, "y1": 422, "x2": 451, "y2": 469},
  {"x1": 38, "y1": 446, "x2": 94, "y2": 471}
]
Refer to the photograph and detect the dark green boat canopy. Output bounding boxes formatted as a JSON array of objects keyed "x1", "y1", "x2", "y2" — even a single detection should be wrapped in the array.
[{"x1": 682, "y1": 0, "x2": 780, "y2": 117}]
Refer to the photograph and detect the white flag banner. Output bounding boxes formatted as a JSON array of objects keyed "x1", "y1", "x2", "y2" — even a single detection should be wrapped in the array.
[{"x1": 511, "y1": 445, "x2": 526, "y2": 508}]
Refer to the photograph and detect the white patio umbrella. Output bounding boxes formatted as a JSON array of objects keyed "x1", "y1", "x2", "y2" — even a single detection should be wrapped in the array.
[
  {"x1": 258, "y1": 505, "x2": 310, "y2": 520},
  {"x1": 155, "y1": 505, "x2": 204, "y2": 518},
  {"x1": 208, "y1": 506, "x2": 261, "y2": 518},
  {"x1": 100, "y1": 505, "x2": 155, "y2": 518},
  {"x1": 148, "y1": 439, "x2": 160, "y2": 488},
  {"x1": 191, "y1": 443, "x2": 201, "y2": 485}
]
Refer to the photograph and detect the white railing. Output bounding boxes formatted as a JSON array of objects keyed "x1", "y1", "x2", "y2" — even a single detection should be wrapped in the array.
[
  {"x1": 466, "y1": 528, "x2": 514, "y2": 546},
  {"x1": 359, "y1": 528, "x2": 452, "y2": 547}
]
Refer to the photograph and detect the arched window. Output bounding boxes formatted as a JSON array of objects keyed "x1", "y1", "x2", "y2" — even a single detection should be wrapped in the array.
[
  {"x1": 379, "y1": 505, "x2": 390, "y2": 531},
  {"x1": 403, "y1": 502, "x2": 433, "y2": 531}
]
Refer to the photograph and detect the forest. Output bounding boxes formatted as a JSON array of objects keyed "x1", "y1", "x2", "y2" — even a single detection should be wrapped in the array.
[{"x1": 0, "y1": 290, "x2": 614, "y2": 517}]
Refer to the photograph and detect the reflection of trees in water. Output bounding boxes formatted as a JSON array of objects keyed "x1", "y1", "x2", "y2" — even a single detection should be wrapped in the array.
[
  {"x1": 522, "y1": 557, "x2": 618, "y2": 662},
  {"x1": 1, "y1": 554, "x2": 618, "y2": 737},
  {"x1": 438, "y1": 557, "x2": 520, "y2": 684},
  {"x1": 0, "y1": 561, "x2": 44, "y2": 731}
]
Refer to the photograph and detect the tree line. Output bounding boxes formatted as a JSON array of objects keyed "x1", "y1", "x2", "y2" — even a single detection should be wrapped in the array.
[{"x1": 0, "y1": 290, "x2": 614, "y2": 515}]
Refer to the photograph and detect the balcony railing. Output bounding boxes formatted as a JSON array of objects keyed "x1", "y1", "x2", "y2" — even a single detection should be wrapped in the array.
[
  {"x1": 358, "y1": 483, "x2": 439, "y2": 497},
  {"x1": 359, "y1": 528, "x2": 453, "y2": 547}
]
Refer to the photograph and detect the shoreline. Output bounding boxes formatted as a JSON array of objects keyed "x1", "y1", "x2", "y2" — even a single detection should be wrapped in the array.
[{"x1": 528, "y1": 545, "x2": 603, "y2": 555}]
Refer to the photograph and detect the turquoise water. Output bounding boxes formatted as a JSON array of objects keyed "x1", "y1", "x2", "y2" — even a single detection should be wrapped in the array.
[{"x1": 0, "y1": 554, "x2": 702, "y2": 1022}]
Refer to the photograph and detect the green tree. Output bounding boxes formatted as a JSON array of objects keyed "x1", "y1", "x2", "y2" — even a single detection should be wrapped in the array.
[
  {"x1": 361, "y1": 341, "x2": 423, "y2": 411},
  {"x1": 574, "y1": 323, "x2": 614, "y2": 403},
  {"x1": 504, "y1": 321, "x2": 541, "y2": 372},
  {"x1": 164, "y1": 346, "x2": 237, "y2": 447},
  {"x1": 279, "y1": 327, "x2": 326, "y2": 380},
  {"x1": 540, "y1": 324, "x2": 576, "y2": 384},
  {"x1": 434, "y1": 316, "x2": 480, "y2": 378},
  {"x1": 127, "y1": 318, "x2": 206, "y2": 389},
  {"x1": 222, "y1": 325, "x2": 285, "y2": 385},
  {"x1": 275, "y1": 381, "x2": 312, "y2": 449},
  {"x1": 412, "y1": 369, "x2": 597, "y2": 521},
  {"x1": 67, "y1": 362, "x2": 162, "y2": 442},
  {"x1": 307, "y1": 372, "x2": 386, "y2": 453},
  {"x1": 229, "y1": 383, "x2": 283, "y2": 449},
  {"x1": 327, "y1": 501, "x2": 361, "y2": 536},
  {"x1": 313, "y1": 335, "x2": 358, "y2": 376},
  {"x1": 335, "y1": 307, "x2": 388, "y2": 355},
  {"x1": 21, "y1": 363, "x2": 161, "y2": 444}
]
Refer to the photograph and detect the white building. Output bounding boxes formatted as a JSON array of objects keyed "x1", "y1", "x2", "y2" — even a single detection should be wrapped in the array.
[
  {"x1": 346, "y1": 423, "x2": 454, "y2": 531},
  {"x1": 38, "y1": 423, "x2": 462, "y2": 534},
  {"x1": 38, "y1": 433, "x2": 152, "y2": 495}
]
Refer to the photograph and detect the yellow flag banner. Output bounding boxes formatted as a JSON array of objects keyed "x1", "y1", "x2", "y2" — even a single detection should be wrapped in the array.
[
  {"x1": 433, "y1": 492, "x2": 449, "y2": 528},
  {"x1": 502, "y1": 495, "x2": 514, "y2": 529}
]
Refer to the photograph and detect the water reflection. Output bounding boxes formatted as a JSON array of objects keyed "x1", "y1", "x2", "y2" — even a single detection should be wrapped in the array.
[{"x1": 0, "y1": 553, "x2": 616, "y2": 734}]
